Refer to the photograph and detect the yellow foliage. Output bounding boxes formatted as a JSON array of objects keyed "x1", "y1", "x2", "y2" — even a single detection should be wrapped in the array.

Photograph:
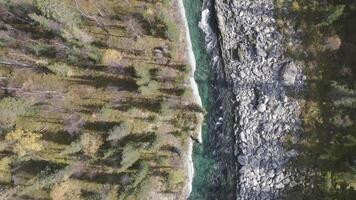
[
  {"x1": 0, "y1": 157, "x2": 11, "y2": 173},
  {"x1": 168, "y1": 170, "x2": 185, "y2": 189},
  {"x1": 81, "y1": 132, "x2": 103, "y2": 156},
  {"x1": 291, "y1": 1, "x2": 300, "y2": 12},
  {"x1": 50, "y1": 180, "x2": 83, "y2": 200},
  {"x1": 101, "y1": 49, "x2": 122, "y2": 66},
  {"x1": 303, "y1": 101, "x2": 323, "y2": 129},
  {"x1": 0, "y1": 157, "x2": 11, "y2": 183},
  {"x1": 5, "y1": 129, "x2": 43, "y2": 157}
]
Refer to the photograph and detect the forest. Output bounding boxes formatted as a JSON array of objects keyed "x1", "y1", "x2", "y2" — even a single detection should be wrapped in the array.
[
  {"x1": 0, "y1": 0, "x2": 202, "y2": 199},
  {"x1": 276, "y1": 0, "x2": 356, "y2": 199}
]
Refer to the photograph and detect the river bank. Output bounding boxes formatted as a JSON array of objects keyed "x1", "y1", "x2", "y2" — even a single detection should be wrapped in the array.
[{"x1": 214, "y1": 0, "x2": 304, "y2": 199}]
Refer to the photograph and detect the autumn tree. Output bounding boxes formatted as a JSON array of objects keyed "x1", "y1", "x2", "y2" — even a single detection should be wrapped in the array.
[
  {"x1": 80, "y1": 132, "x2": 103, "y2": 156},
  {"x1": 124, "y1": 16, "x2": 144, "y2": 39},
  {"x1": 5, "y1": 129, "x2": 43, "y2": 157}
]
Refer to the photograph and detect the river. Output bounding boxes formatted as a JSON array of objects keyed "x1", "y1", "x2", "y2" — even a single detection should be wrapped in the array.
[{"x1": 183, "y1": 0, "x2": 214, "y2": 199}]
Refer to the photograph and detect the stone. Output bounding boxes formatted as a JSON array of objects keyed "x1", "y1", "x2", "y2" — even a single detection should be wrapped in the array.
[
  {"x1": 257, "y1": 103, "x2": 267, "y2": 112},
  {"x1": 282, "y1": 177, "x2": 290, "y2": 185},
  {"x1": 240, "y1": 71, "x2": 246, "y2": 79},
  {"x1": 275, "y1": 183, "x2": 284, "y2": 189},
  {"x1": 238, "y1": 155, "x2": 249, "y2": 165},
  {"x1": 267, "y1": 170, "x2": 275, "y2": 178},
  {"x1": 273, "y1": 105, "x2": 283, "y2": 115},
  {"x1": 325, "y1": 35, "x2": 341, "y2": 50},
  {"x1": 257, "y1": 48, "x2": 267, "y2": 58},
  {"x1": 281, "y1": 62, "x2": 298, "y2": 86}
]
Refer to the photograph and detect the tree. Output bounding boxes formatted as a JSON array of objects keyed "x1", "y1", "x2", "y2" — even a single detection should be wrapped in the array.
[
  {"x1": 5, "y1": 129, "x2": 43, "y2": 157},
  {"x1": 0, "y1": 97, "x2": 28, "y2": 128},
  {"x1": 107, "y1": 122, "x2": 131, "y2": 142},
  {"x1": 0, "y1": 157, "x2": 11, "y2": 184},
  {"x1": 80, "y1": 132, "x2": 103, "y2": 156},
  {"x1": 64, "y1": 113, "x2": 85, "y2": 136},
  {"x1": 120, "y1": 144, "x2": 140, "y2": 171},
  {"x1": 50, "y1": 180, "x2": 84, "y2": 200},
  {"x1": 331, "y1": 81, "x2": 356, "y2": 107},
  {"x1": 101, "y1": 49, "x2": 122, "y2": 66},
  {"x1": 124, "y1": 16, "x2": 144, "y2": 39}
]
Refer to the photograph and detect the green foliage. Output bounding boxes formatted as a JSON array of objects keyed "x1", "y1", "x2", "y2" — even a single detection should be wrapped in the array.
[
  {"x1": 318, "y1": 5, "x2": 345, "y2": 27},
  {"x1": 46, "y1": 62, "x2": 73, "y2": 77}
]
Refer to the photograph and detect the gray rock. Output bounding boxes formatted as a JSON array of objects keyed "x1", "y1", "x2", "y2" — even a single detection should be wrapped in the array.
[{"x1": 281, "y1": 62, "x2": 298, "y2": 86}]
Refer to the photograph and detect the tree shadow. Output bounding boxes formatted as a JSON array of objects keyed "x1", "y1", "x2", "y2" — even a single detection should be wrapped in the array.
[
  {"x1": 84, "y1": 121, "x2": 121, "y2": 132},
  {"x1": 41, "y1": 130, "x2": 73, "y2": 145},
  {"x1": 72, "y1": 171, "x2": 131, "y2": 185},
  {"x1": 113, "y1": 97, "x2": 162, "y2": 113},
  {"x1": 68, "y1": 75, "x2": 138, "y2": 91}
]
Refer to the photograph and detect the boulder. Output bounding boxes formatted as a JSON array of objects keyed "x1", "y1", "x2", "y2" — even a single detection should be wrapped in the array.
[{"x1": 281, "y1": 62, "x2": 298, "y2": 86}]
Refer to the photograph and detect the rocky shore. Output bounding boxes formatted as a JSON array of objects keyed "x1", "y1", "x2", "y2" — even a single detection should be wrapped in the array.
[{"x1": 207, "y1": 0, "x2": 304, "y2": 199}]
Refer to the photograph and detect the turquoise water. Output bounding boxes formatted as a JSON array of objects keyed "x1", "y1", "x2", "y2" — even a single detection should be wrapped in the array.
[{"x1": 183, "y1": 0, "x2": 214, "y2": 199}]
